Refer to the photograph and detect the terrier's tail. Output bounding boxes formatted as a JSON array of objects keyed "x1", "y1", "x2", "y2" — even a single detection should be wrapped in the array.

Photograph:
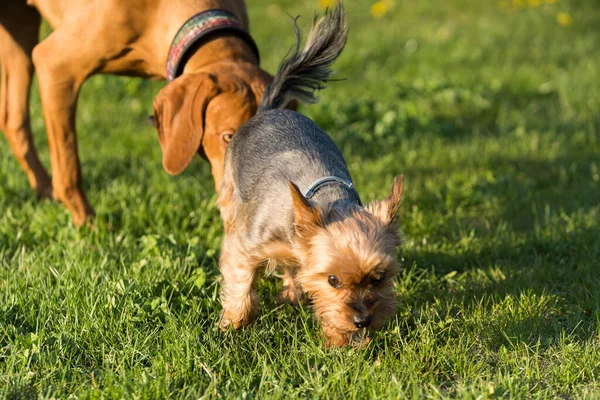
[{"x1": 258, "y1": 2, "x2": 348, "y2": 112}]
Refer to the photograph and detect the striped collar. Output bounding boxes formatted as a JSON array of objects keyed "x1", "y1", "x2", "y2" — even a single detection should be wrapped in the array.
[{"x1": 166, "y1": 9, "x2": 260, "y2": 81}]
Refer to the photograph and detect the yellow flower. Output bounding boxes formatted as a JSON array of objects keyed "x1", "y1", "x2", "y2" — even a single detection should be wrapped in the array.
[
  {"x1": 371, "y1": 0, "x2": 395, "y2": 18},
  {"x1": 556, "y1": 12, "x2": 572, "y2": 26},
  {"x1": 319, "y1": 0, "x2": 335, "y2": 8},
  {"x1": 528, "y1": 0, "x2": 541, "y2": 7}
]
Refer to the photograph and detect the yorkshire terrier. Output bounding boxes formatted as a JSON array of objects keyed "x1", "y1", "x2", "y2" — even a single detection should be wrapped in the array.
[{"x1": 216, "y1": 3, "x2": 404, "y2": 347}]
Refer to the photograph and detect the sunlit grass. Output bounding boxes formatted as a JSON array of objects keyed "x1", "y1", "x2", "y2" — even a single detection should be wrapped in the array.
[{"x1": 1, "y1": 0, "x2": 599, "y2": 397}]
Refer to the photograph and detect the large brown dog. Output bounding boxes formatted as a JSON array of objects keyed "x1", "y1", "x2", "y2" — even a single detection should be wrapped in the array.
[{"x1": 0, "y1": 0, "x2": 273, "y2": 225}]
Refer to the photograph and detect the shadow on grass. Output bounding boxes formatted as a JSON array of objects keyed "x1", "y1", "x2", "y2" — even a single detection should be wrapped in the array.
[
  {"x1": 401, "y1": 222, "x2": 600, "y2": 349},
  {"x1": 405, "y1": 151, "x2": 600, "y2": 234},
  {"x1": 473, "y1": 154, "x2": 600, "y2": 232}
]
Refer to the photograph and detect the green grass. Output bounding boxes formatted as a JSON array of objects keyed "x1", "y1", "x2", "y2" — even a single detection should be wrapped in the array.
[{"x1": 2, "y1": 0, "x2": 600, "y2": 397}]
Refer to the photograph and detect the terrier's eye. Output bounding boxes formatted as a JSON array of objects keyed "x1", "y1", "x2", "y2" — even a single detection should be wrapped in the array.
[
  {"x1": 222, "y1": 133, "x2": 234, "y2": 143},
  {"x1": 371, "y1": 273, "x2": 386, "y2": 286},
  {"x1": 328, "y1": 275, "x2": 341, "y2": 288}
]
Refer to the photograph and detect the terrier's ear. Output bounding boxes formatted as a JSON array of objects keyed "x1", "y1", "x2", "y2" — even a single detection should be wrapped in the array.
[
  {"x1": 366, "y1": 175, "x2": 404, "y2": 225},
  {"x1": 289, "y1": 182, "x2": 323, "y2": 238}
]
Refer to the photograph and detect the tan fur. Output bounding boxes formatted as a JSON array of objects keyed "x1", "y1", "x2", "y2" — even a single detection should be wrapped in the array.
[
  {"x1": 218, "y1": 174, "x2": 405, "y2": 347},
  {"x1": 0, "y1": 0, "x2": 287, "y2": 225}
]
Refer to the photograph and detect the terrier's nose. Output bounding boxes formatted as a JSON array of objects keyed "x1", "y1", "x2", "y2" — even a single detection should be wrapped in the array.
[{"x1": 353, "y1": 314, "x2": 372, "y2": 328}]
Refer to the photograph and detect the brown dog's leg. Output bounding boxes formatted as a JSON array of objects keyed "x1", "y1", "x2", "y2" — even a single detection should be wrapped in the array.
[
  {"x1": 219, "y1": 236, "x2": 261, "y2": 330},
  {"x1": 31, "y1": 29, "x2": 99, "y2": 225},
  {"x1": 0, "y1": 4, "x2": 52, "y2": 197}
]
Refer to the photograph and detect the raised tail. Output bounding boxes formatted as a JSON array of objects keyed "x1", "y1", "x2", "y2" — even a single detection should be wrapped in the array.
[{"x1": 258, "y1": 2, "x2": 348, "y2": 112}]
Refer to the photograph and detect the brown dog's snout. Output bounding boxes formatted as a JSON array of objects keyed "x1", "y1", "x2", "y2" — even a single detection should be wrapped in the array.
[{"x1": 353, "y1": 314, "x2": 372, "y2": 328}]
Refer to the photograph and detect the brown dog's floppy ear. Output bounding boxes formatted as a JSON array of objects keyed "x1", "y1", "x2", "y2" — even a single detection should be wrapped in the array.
[
  {"x1": 289, "y1": 182, "x2": 323, "y2": 238},
  {"x1": 251, "y1": 80, "x2": 268, "y2": 105},
  {"x1": 153, "y1": 73, "x2": 220, "y2": 175},
  {"x1": 366, "y1": 175, "x2": 404, "y2": 225}
]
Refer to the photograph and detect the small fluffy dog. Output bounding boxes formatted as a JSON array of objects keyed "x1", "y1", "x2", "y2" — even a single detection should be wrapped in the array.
[{"x1": 217, "y1": 4, "x2": 404, "y2": 347}]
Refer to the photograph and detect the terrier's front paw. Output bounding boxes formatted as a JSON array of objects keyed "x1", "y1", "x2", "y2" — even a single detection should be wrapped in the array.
[
  {"x1": 349, "y1": 330, "x2": 371, "y2": 349},
  {"x1": 277, "y1": 284, "x2": 306, "y2": 307},
  {"x1": 323, "y1": 326, "x2": 371, "y2": 348},
  {"x1": 323, "y1": 326, "x2": 351, "y2": 347},
  {"x1": 219, "y1": 308, "x2": 258, "y2": 331}
]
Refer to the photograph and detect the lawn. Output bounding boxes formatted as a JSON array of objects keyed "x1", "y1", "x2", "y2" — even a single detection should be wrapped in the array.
[{"x1": 2, "y1": 0, "x2": 600, "y2": 397}]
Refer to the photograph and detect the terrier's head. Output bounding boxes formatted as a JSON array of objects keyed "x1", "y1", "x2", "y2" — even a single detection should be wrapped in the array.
[{"x1": 290, "y1": 176, "x2": 404, "y2": 346}]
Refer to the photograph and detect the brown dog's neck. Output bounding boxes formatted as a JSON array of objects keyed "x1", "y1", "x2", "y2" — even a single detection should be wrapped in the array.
[{"x1": 182, "y1": 33, "x2": 259, "y2": 74}]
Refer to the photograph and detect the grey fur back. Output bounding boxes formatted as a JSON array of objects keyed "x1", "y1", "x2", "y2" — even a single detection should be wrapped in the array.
[
  {"x1": 228, "y1": 110, "x2": 356, "y2": 243},
  {"x1": 230, "y1": 110, "x2": 351, "y2": 202},
  {"x1": 258, "y1": 3, "x2": 348, "y2": 112}
]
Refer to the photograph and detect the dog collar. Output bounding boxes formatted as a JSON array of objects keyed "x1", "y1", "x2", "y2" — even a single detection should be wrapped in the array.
[
  {"x1": 166, "y1": 9, "x2": 260, "y2": 81},
  {"x1": 303, "y1": 176, "x2": 362, "y2": 205}
]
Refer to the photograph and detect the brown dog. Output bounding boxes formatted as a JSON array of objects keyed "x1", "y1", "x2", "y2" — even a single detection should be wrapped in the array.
[{"x1": 0, "y1": 0, "x2": 274, "y2": 225}]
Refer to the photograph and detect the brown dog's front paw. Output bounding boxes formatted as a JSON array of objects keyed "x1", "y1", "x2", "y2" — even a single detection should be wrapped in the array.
[
  {"x1": 52, "y1": 185, "x2": 95, "y2": 227},
  {"x1": 72, "y1": 213, "x2": 95, "y2": 228},
  {"x1": 35, "y1": 183, "x2": 54, "y2": 200},
  {"x1": 69, "y1": 208, "x2": 95, "y2": 228}
]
